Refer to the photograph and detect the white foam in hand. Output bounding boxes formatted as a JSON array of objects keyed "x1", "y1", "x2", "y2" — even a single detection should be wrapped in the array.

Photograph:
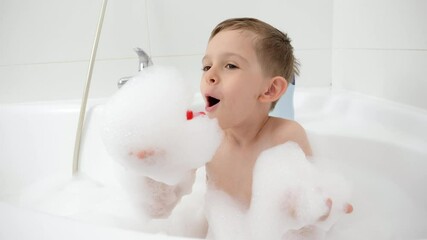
[
  {"x1": 204, "y1": 142, "x2": 351, "y2": 240},
  {"x1": 249, "y1": 142, "x2": 352, "y2": 239},
  {"x1": 102, "y1": 66, "x2": 222, "y2": 185}
]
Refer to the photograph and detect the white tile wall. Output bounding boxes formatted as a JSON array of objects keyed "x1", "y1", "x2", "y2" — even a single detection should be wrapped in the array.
[
  {"x1": 333, "y1": 0, "x2": 427, "y2": 49},
  {"x1": 90, "y1": 0, "x2": 151, "y2": 99},
  {"x1": 96, "y1": 0, "x2": 150, "y2": 59},
  {"x1": 0, "y1": 0, "x2": 101, "y2": 65},
  {"x1": 146, "y1": 0, "x2": 333, "y2": 56},
  {"x1": 0, "y1": 0, "x2": 150, "y2": 103},
  {"x1": 295, "y1": 49, "x2": 332, "y2": 87},
  {"x1": 145, "y1": 0, "x2": 333, "y2": 92},
  {"x1": 1, "y1": 0, "x2": 426, "y2": 112},
  {"x1": 0, "y1": 62, "x2": 87, "y2": 103},
  {"x1": 333, "y1": 49, "x2": 427, "y2": 110},
  {"x1": 332, "y1": 0, "x2": 427, "y2": 111}
]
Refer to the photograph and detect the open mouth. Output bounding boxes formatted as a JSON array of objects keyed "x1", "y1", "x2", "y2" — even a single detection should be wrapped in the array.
[{"x1": 207, "y1": 96, "x2": 220, "y2": 107}]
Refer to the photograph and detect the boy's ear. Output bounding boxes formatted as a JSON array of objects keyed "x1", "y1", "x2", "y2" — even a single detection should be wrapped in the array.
[{"x1": 259, "y1": 76, "x2": 288, "y2": 103}]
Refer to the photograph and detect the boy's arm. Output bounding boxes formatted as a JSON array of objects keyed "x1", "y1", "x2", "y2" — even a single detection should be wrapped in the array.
[
  {"x1": 274, "y1": 119, "x2": 353, "y2": 219},
  {"x1": 122, "y1": 149, "x2": 196, "y2": 219},
  {"x1": 139, "y1": 172, "x2": 196, "y2": 218}
]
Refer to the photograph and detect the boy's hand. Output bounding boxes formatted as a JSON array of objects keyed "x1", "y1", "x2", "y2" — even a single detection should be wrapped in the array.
[
  {"x1": 282, "y1": 190, "x2": 353, "y2": 226},
  {"x1": 128, "y1": 148, "x2": 166, "y2": 163},
  {"x1": 135, "y1": 149, "x2": 156, "y2": 159},
  {"x1": 318, "y1": 198, "x2": 353, "y2": 222},
  {"x1": 282, "y1": 197, "x2": 353, "y2": 239}
]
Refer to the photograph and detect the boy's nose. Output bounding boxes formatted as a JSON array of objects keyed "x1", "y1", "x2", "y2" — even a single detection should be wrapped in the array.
[
  {"x1": 205, "y1": 69, "x2": 219, "y2": 85},
  {"x1": 208, "y1": 78, "x2": 217, "y2": 85}
]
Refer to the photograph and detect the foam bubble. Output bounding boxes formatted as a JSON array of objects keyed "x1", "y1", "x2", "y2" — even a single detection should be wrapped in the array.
[
  {"x1": 204, "y1": 141, "x2": 352, "y2": 240},
  {"x1": 249, "y1": 142, "x2": 351, "y2": 239},
  {"x1": 102, "y1": 65, "x2": 222, "y2": 185},
  {"x1": 205, "y1": 189, "x2": 250, "y2": 240}
]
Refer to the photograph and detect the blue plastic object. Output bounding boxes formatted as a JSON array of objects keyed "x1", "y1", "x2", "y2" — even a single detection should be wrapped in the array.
[{"x1": 269, "y1": 76, "x2": 295, "y2": 120}]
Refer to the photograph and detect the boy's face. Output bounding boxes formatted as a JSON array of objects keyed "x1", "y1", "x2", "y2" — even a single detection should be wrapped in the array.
[{"x1": 200, "y1": 29, "x2": 270, "y2": 129}]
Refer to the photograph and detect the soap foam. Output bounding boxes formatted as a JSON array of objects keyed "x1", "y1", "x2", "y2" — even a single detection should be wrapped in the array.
[
  {"x1": 205, "y1": 142, "x2": 352, "y2": 240},
  {"x1": 204, "y1": 141, "x2": 425, "y2": 239},
  {"x1": 101, "y1": 65, "x2": 222, "y2": 185}
]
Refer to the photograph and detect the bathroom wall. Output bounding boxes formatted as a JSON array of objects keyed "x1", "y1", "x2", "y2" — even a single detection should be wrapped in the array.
[
  {"x1": 0, "y1": 0, "x2": 426, "y2": 110},
  {"x1": 0, "y1": 0, "x2": 148, "y2": 103},
  {"x1": 0, "y1": 0, "x2": 332, "y2": 103},
  {"x1": 332, "y1": 0, "x2": 427, "y2": 110}
]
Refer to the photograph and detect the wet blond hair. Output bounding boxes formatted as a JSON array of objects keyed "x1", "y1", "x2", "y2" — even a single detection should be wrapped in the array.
[{"x1": 210, "y1": 18, "x2": 299, "y2": 110}]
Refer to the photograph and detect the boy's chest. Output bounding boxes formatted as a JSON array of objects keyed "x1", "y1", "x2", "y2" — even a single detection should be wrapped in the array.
[{"x1": 206, "y1": 145, "x2": 261, "y2": 207}]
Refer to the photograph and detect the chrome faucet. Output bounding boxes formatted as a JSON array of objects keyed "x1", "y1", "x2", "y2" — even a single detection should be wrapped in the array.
[{"x1": 117, "y1": 47, "x2": 153, "y2": 88}]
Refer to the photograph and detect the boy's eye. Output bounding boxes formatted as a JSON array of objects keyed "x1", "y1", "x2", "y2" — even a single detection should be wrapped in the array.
[
  {"x1": 225, "y1": 64, "x2": 238, "y2": 69},
  {"x1": 202, "y1": 65, "x2": 211, "y2": 71}
]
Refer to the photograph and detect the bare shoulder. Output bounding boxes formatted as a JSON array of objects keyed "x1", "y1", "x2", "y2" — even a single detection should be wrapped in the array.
[{"x1": 268, "y1": 117, "x2": 312, "y2": 156}]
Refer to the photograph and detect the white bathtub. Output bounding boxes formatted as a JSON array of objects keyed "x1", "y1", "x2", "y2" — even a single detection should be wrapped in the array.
[{"x1": 0, "y1": 88, "x2": 426, "y2": 239}]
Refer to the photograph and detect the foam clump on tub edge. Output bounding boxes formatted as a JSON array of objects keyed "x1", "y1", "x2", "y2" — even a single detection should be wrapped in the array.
[
  {"x1": 205, "y1": 142, "x2": 352, "y2": 240},
  {"x1": 101, "y1": 65, "x2": 222, "y2": 185}
]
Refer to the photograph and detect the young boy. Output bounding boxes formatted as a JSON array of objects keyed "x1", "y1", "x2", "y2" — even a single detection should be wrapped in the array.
[
  {"x1": 133, "y1": 17, "x2": 352, "y2": 236},
  {"x1": 200, "y1": 17, "x2": 312, "y2": 208}
]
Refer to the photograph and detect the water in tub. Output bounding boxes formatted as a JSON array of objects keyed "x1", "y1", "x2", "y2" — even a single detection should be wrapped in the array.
[{"x1": 6, "y1": 65, "x2": 425, "y2": 239}]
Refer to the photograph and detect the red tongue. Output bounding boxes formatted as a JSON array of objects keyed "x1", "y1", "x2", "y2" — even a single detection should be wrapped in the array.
[{"x1": 186, "y1": 110, "x2": 206, "y2": 120}]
